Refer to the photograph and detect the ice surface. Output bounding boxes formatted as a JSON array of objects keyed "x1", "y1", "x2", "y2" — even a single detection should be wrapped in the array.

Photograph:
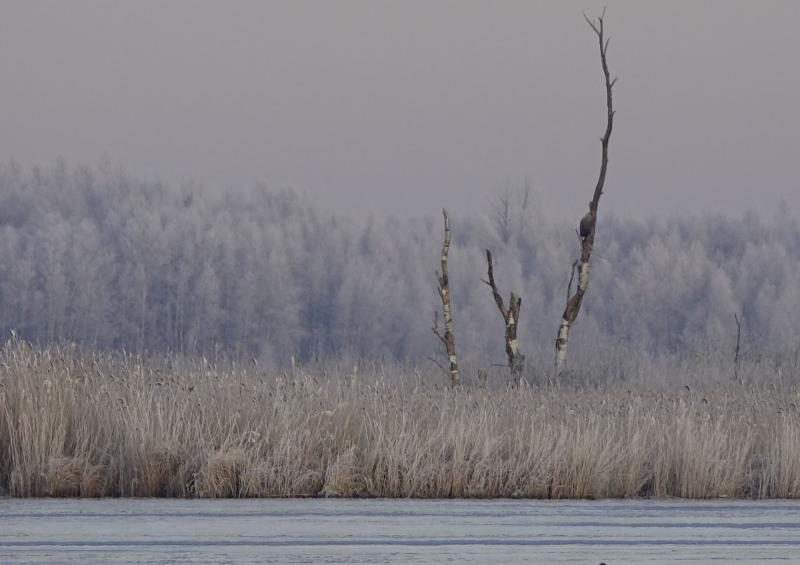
[{"x1": 1, "y1": 498, "x2": 799, "y2": 564}]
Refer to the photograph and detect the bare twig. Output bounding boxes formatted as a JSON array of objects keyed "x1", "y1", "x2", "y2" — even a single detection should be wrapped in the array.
[
  {"x1": 432, "y1": 310, "x2": 447, "y2": 347},
  {"x1": 426, "y1": 356, "x2": 449, "y2": 377},
  {"x1": 733, "y1": 313, "x2": 742, "y2": 381}
]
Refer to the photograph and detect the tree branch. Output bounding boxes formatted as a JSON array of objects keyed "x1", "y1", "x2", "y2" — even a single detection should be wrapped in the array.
[
  {"x1": 426, "y1": 356, "x2": 449, "y2": 377},
  {"x1": 566, "y1": 259, "x2": 579, "y2": 305},
  {"x1": 432, "y1": 311, "x2": 447, "y2": 347},
  {"x1": 482, "y1": 249, "x2": 508, "y2": 321},
  {"x1": 586, "y1": 9, "x2": 615, "y2": 213}
]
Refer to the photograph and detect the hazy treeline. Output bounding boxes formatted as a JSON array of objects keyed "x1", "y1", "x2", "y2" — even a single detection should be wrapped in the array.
[{"x1": 1, "y1": 161, "x2": 799, "y2": 369}]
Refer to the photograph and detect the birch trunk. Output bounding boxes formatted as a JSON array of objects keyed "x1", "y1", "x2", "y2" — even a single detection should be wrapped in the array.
[
  {"x1": 433, "y1": 209, "x2": 459, "y2": 386},
  {"x1": 555, "y1": 11, "x2": 615, "y2": 374}
]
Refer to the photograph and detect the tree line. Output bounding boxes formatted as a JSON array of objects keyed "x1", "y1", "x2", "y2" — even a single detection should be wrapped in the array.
[{"x1": 0, "y1": 160, "x2": 798, "y2": 371}]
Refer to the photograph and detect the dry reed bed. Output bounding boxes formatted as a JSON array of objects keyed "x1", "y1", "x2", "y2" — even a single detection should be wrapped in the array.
[{"x1": 1, "y1": 342, "x2": 800, "y2": 498}]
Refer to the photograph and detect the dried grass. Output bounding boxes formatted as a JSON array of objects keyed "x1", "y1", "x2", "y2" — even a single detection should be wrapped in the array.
[{"x1": 2, "y1": 341, "x2": 800, "y2": 498}]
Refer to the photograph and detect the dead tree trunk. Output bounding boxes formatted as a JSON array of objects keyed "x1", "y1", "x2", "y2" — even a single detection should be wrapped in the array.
[
  {"x1": 483, "y1": 250, "x2": 525, "y2": 383},
  {"x1": 555, "y1": 11, "x2": 616, "y2": 374},
  {"x1": 433, "y1": 209, "x2": 459, "y2": 387}
]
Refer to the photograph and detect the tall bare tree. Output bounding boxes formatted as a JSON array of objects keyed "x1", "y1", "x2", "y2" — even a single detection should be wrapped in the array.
[
  {"x1": 555, "y1": 11, "x2": 616, "y2": 373},
  {"x1": 433, "y1": 209, "x2": 460, "y2": 386},
  {"x1": 482, "y1": 249, "x2": 525, "y2": 382}
]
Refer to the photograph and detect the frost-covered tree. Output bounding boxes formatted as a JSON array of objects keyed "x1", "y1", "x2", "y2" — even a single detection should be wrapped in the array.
[{"x1": 0, "y1": 161, "x2": 798, "y2": 369}]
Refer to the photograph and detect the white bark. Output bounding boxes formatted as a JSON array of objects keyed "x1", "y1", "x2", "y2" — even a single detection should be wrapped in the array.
[
  {"x1": 555, "y1": 319, "x2": 570, "y2": 373},
  {"x1": 433, "y1": 209, "x2": 460, "y2": 387}
]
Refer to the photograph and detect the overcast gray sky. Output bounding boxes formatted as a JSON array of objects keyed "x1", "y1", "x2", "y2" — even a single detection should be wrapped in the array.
[{"x1": 1, "y1": 1, "x2": 798, "y2": 219}]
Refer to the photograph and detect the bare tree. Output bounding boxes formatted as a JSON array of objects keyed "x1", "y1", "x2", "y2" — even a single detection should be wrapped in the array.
[
  {"x1": 491, "y1": 192, "x2": 513, "y2": 246},
  {"x1": 432, "y1": 209, "x2": 460, "y2": 386},
  {"x1": 555, "y1": 11, "x2": 616, "y2": 373},
  {"x1": 490, "y1": 178, "x2": 535, "y2": 245},
  {"x1": 483, "y1": 249, "x2": 525, "y2": 383}
]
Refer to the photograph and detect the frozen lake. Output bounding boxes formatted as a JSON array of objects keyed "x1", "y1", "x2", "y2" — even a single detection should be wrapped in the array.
[{"x1": 1, "y1": 498, "x2": 800, "y2": 564}]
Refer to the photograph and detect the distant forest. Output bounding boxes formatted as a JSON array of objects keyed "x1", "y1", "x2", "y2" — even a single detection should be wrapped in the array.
[{"x1": 1, "y1": 161, "x2": 798, "y2": 367}]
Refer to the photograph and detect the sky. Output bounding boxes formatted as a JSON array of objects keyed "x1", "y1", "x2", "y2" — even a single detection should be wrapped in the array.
[{"x1": 1, "y1": 0, "x2": 799, "y2": 220}]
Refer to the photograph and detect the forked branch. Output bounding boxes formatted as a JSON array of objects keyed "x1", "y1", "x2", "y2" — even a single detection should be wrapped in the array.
[{"x1": 483, "y1": 249, "x2": 525, "y2": 382}]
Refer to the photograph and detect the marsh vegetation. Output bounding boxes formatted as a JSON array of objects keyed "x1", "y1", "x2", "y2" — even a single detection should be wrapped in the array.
[{"x1": 2, "y1": 341, "x2": 800, "y2": 499}]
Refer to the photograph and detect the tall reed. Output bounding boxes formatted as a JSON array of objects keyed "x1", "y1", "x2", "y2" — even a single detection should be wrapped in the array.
[{"x1": 1, "y1": 341, "x2": 799, "y2": 498}]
